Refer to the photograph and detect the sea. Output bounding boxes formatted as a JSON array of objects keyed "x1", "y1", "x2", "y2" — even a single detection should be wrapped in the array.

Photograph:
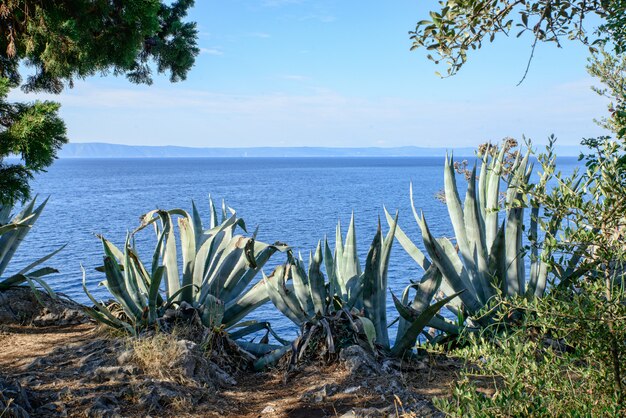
[{"x1": 10, "y1": 156, "x2": 580, "y2": 338}]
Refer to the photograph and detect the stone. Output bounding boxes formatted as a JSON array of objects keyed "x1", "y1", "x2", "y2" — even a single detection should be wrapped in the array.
[
  {"x1": 36, "y1": 402, "x2": 67, "y2": 417},
  {"x1": 0, "y1": 378, "x2": 32, "y2": 416},
  {"x1": 168, "y1": 339, "x2": 235, "y2": 387},
  {"x1": 138, "y1": 383, "x2": 180, "y2": 410},
  {"x1": 0, "y1": 287, "x2": 88, "y2": 326},
  {"x1": 339, "y1": 345, "x2": 381, "y2": 376},
  {"x1": 87, "y1": 395, "x2": 121, "y2": 418},
  {"x1": 261, "y1": 405, "x2": 276, "y2": 414},
  {"x1": 116, "y1": 349, "x2": 134, "y2": 366},
  {"x1": 301, "y1": 384, "x2": 338, "y2": 404},
  {"x1": 91, "y1": 366, "x2": 137, "y2": 383},
  {"x1": 343, "y1": 386, "x2": 361, "y2": 394}
]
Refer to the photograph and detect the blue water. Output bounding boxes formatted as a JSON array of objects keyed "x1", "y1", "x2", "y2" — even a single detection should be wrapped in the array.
[{"x1": 11, "y1": 156, "x2": 580, "y2": 338}]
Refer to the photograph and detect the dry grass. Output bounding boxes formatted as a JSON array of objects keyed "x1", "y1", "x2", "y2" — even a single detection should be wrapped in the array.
[{"x1": 128, "y1": 330, "x2": 188, "y2": 383}]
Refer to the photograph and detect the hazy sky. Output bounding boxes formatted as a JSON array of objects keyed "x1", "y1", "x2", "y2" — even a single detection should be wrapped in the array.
[{"x1": 11, "y1": 0, "x2": 610, "y2": 148}]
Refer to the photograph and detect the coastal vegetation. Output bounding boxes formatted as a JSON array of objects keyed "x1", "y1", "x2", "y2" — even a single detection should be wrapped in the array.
[{"x1": 0, "y1": 0, "x2": 625, "y2": 416}]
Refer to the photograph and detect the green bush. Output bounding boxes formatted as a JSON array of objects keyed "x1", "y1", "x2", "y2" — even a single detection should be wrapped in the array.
[{"x1": 435, "y1": 281, "x2": 626, "y2": 416}]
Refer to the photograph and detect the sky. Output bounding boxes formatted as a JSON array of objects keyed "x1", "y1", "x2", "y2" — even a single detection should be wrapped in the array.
[{"x1": 10, "y1": 0, "x2": 612, "y2": 148}]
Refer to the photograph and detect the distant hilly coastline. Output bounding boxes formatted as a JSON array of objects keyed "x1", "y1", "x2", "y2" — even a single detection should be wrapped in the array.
[{"x1": 57, "y1": 142, "x2": 584, "y2": 158}]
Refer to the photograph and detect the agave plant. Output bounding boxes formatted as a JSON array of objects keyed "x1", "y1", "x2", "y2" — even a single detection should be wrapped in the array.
[
  {"x1": 263, "y1": 214, "x2": 459, "y2": 361},
  {"x1": 0, "y1": 197, "x2": 64, "y2": 299},
  {"x1": 83, "y1": 197, "x2": 288, "y2": 342},
  {"x1": 387, "y1": 144, "x2": 569, "y2": 328}
]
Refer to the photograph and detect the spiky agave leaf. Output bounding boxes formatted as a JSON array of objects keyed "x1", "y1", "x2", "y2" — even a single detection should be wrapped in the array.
[{"x1": 391, "y1": 291, "x2": 463, "y2": 357}]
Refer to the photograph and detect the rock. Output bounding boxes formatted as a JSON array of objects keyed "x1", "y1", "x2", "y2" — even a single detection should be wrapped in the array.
[
  {"x1": 91, "y1": 365, "x2": 137, "y2": 383},
  {"x1": 339, "y1": 406, "x2": 394, "y2": 418},
  {"x1": 169, "y1": 339, "x2": 235, "y2": 387},
  {"x1": 208, "y1": 362, "x2": 237, "y2": 387},
  {"x1": 87, "y1": 394, "x2": 121, "y2": 418},
  {"x1": 301, "y1": 384, "x2": 338, "y2": 404},
  {"x1": 343, "y1": 386, "x2": 361, "y2": 394},
  {"x1": 339, "y1": 345, "x2": 381, "y2": 376},
  {"x1": 36, "y1": 402, "x2": 67, "y2": 417},
  {"x1": 171, "y1": 340, "x2": 199, "y2": 378},
  {"x1": 261, "y1": 404, "x2": 276, "y2": 414},
  {"x1": 0, "y1": 378, "x2": 32, "y2": 417},
  {"x1": 0, "y1": 287, "x2": 88, "y2": 326},
  {"x1": 138, "y1": 383, "x2": 180, "y2": 411},
  {"x1": 116, "y1": 349, "x2": 133, "y2": 366}
]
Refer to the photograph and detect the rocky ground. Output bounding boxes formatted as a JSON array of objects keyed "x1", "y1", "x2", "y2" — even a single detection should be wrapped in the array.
[{"x1": 0, "y1": 288, "x2": 462, "y2": 417}]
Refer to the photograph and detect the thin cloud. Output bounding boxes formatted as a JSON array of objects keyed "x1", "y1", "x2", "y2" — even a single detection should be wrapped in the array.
[
  {"x1": 299, "y1": 14, "x2": 336, "y2": 23},
  {"x1": 9, "y1": 79, "x2": 608, "y2": 148},
  {"x1": 248, "y1": 32, "x2": 271, "y2": 38},
  {"x1": 199, "y1": 47, "x2": 224, "y2": 56},
  {"x1": 262, "y1": 0, "x2": 304, "y2": 7},
  {"x1": 282, "y1": 75, "x2": 311, "y2": 82}
]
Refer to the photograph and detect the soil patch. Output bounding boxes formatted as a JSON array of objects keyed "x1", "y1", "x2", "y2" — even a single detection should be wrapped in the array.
[{"x1": 0, "y1": 291, "x2": 463, "y2": 417}]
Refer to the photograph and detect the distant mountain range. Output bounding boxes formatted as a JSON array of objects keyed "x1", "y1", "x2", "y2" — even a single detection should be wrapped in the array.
[{"x1": 57, "y1": 142, "x2": 585, "y2": 158}]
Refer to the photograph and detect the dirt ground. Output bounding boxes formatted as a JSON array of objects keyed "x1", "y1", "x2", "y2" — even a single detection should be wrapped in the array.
[{"x1": 0, "y1": 321, "x2": 462, "y2": 417}]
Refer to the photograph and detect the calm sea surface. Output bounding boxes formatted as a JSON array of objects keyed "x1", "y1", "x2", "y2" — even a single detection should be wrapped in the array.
[{"x1": 13, "y1": 157, "x2": 579, "y2": 337}]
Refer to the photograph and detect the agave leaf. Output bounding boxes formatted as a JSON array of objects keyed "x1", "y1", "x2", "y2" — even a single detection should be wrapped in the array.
[
  {"x1": 275, "y1": 265, "x2": 309, "y2": 324},
  {"x1": 198, "y1": 294, "x2": 225, "y2": 328},
  {"x1": 485, "y1": 145, "x2": 506, "y2": 252},
  {"x1": 204, "y1": 236, "x2": 248, "y2": 297},
  {"x1": 324, "y1": 236, "x2": 337, "y2": 298},
  {"x1": 264, "y1": 268, "x2": 304, "y2": 326},
  {"x1": 288, "y1": 252, "x2": 315, "y2": 317},
  {"x1": 341, "y1": 213, "x2": 360, "y2": 290},
  {"x1": 80, "y1": 265, "x2": 136, "y2": 335},
  {"x1": 29, "y1": 276, "x2": 57, "y2": 299},
  {"x1": 346, "y1": 280, "x2": 364, "y2": 310},
  {"x1": 190, "y1": 200, "x2": 205, "y2": 247},
  {"x1": 158, "y1": 211, "x2": 181, "y2": 300},
  {"x1": 0, "y1": 197, "x2": 47, "y2": 276},
  {"x1": 192, "y1": 215, "x2": 237, "y2": 292},
  {"x1": 102, "y1": 255, "x2": 142, "y2": 320},
  {"x1": 215, "y1": 239, "x2": 252, "y2": 297},
  {"x1": 0, "y1": 223, "x2": 29, "y2": 235},
  {"x1": 487, "y1": 220, "x2": 507, "y2": 293},
  {"x1": 253, "y1": 345, "x2": 291, "y2": 371},
  {"x1": 223, "y1": 278, "x2": 270, "y2": 328},
  {"x1": 162, "y1": 284, "x2": 199, "y2": 310},
  {"x1": 504, "y1": 205, "x2": 524, "y2": 296},
  {"x1": 384, "y1": 206, "x2": 430, "y2": 271},
  {"x1": 391, "y1": 291, "x2": 462, "y2": 357},
  {"x1": 409, "y1": 182, "x2": 422, "y2": 228},
  {"x1": 221, "y1": 242, "x2": 286, "y2": 304},
  {"x1": 237, "y1": 340, "x2": 284, "y2": 356},
  {"x1": 15, "y1": 243, "x2": 66, "y2": 276},
  {"x1": 308, "y1": 242, "x2": 326, "y2": 316},
  {"x1": 228, "y1": 321, "x2": 289, "y2": 345},
  {"x1": 427, "y1": 315, "x2": 461, "y2": 334},
  {"x1": 477, "y1": 150, "x2": 490, "y2": 223},
  {"x1": 203, "y1": 228, "x2": 236, "y2": 283},
  {"x1": 363, "y1": 223, "x2": 389, "y2": 349},
  {"x1": 178, "y1": 216, "x2": 197, "y2": 303},
  {"x1": 122, "y1": 235, "x2": 147, "y2": 311},
  {"x1": 527, "y1": 206, "x2": 540, "y2": 293},
  {"x1": 148, "y1": 265, "x2": 165, "y2": 323},
  {"x1": 334, "y1": 220, "x2": 347, "y2": 298},
  {"x1": 221, "y1": 199, "x2": 228, "y2": 223},
  {"x1": 444, "y1": 154, "x2": 473, "y2": 279},
  {"x1": 397, "y1": 265, "x2": 443, "y2": 335},
  {"x1": 463, "y1": 166, "x2": 493, "y2": 304},
  {"x1": 208, "y1": 195, "x2": 219, "y2": 229},
  {"x1": 410, "y1": 265, "x2": 442, "y2": 313},
  {"x1": 417, "y1": 214, "x2": 482, "y2": 315},
  {"x1": 126, "y1": 247, "x2": 154, "y2": 300}
]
